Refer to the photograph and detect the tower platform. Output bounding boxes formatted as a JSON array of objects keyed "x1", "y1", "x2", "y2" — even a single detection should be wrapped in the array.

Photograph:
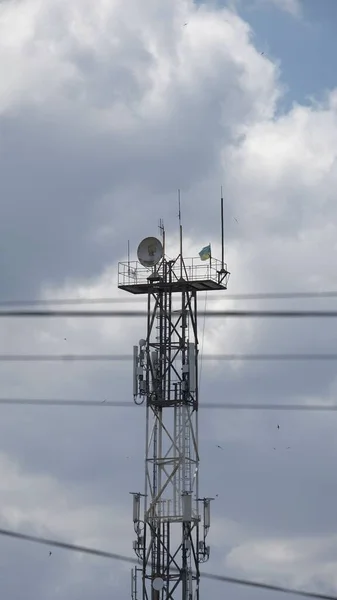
[{"x1": 118, "y1": 256, "x2": 230, "y2": 294}]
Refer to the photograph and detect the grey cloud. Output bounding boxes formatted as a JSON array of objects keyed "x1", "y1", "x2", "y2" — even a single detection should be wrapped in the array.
[
  {"x1": 0, "y1": 534, "x2": 124, "y2": 600},
  {"x1": 0, "y1": 0, "x2": 278, "y2": 297},
  {"x1": 0, "y1": 0, "x2": 336, "y2": 598}
]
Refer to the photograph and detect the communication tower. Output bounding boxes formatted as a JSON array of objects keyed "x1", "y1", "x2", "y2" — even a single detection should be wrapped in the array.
[{"x1": 118, "y1": 201, "x2": 229, "y2": 600}]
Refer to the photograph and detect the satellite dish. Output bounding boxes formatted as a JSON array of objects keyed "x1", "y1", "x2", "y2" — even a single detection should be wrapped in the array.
[
  {"x1": 137, "y1": 237, "x2": 163, "y2": 267},
  {"x1": 153, "y1": 577, "x2": 164, "y2": 591}
]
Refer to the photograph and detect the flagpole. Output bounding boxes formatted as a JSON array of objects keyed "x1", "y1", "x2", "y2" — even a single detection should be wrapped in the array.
[{"x1": 209, "y1": 241, "x2": 211, "y2": 275}]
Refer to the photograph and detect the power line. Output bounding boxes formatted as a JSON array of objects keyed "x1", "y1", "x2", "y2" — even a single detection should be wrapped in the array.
[
  {"x1": 2, "y1": 353, "x2": 337, "y2": 362},
  {"x1": 1, "y1": 290, "x2": 337, "y2": 307},
  {"x1": 0, "y1": 354, "x2": 133, "y2": 362},
  {"x1": 219, "y1": 291, "x2": 337, "y2": 301},
  {"x1": 0, "y1": 527, "x2": 335, "y2": 600},
  {"x1": 209, "y1": 352, "x2": 337, "y2": 361},
  {"x1": 0, "y1": 398, "x2": 134, "y2": 407},
  {"x1": 2, "y1": 309, "x2": 337, "y2": 318},
  {"x1": 0, "y1": 398, "x2": 335, "y2": 411},
  {"x1": 202, "y1": 571, "x2": 337, "y2": 600},
  {"x1": 0, "y1": 527, "x2": 135, "y2": 563},
  {"x1": 203, "y1": 402, "x2": 337, "y2": 411},
  {"x1": 204, "y1": 353, "x2": 337, "y2": 361}
]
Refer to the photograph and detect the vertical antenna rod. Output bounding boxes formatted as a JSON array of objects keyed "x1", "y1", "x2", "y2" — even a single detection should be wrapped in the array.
[
  {"x1": 178, "y1": 189, "x2": 183, "y2": 279},
  {"x1": 159, "y1": 219, "x2": 165, "y2": 257},
  {"x1": 220, "y1": 186, "x2": 225, "y2": 271}
]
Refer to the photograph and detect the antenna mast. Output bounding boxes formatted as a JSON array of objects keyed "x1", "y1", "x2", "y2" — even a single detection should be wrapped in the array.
[
  {"x1": 178, "y1": 189, "x2": 183, "y2": 279},
  {"x1": 220, "y1": 186, "x2": 225, "y2": 271},
  {"x1": 118, "y1": 222, "x2": 230, "y2": 600},
  {"x1": 159, "y1": 219, "x2": 165, "y2": 257}
]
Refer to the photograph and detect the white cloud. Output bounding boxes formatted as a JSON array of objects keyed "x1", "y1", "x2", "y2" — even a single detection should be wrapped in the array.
[
  {"x1": 0, "y1": 0, "x2": 283, "y2": 303},
  {"x1": 0, "y1": 0, "x2": 279, "y2": 124},
  {"x1": 255, "y1": 0, "x2": 302, "y2": 17},
  {"x1": 225, "y1": 534, "x2": 337, "y2": 592},
  {"x1": 1, "y1": 0, "x2": 337, "y2": 597}
]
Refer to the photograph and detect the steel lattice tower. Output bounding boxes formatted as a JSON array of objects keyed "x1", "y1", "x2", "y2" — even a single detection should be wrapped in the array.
[{"x1": 118, "y1": 220, "x2": 229, "y2": 600}]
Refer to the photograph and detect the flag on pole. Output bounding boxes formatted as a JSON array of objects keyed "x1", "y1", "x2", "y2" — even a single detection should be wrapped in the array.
[{"x1": 199, "y1": 244, "x2": 211, "y2": 261}]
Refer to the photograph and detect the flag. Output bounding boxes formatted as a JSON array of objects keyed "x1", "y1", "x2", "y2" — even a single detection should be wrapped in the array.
[{"x1": 199, "y1": 244, "x2": 211, "y2": 261}]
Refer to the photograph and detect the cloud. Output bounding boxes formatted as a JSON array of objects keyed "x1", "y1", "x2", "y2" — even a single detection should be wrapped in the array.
[
  {"x1": 0, "y1": 0, "x2": 279, "y2": 297},
  {"x1": 0, "y1": 0, "x2": 337, "y2": 598},
  {"x1": 226, "y1": 534, "x2": 337, "y2": 592},
  {"x1": 0, "y1": 451, "x2": 131, "y2": 598},
  {"x1": 254, "y1": 0, "x2": 302, "y2": 17}
]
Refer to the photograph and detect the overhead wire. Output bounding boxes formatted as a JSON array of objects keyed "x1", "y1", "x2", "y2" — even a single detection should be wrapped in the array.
[
  {"x1": 0, "y1": 527, "x2": 335, "y2": 600},
  {"x1": 1, "y1": 352, "x2": 337, "y2": 362},
  {"x1": 1, "y1": 309, "x2": 337, "y2": 318},
  {"x1": 1, "y1": 289, "x2": 337, "y2": 306},
  {"x1": 0, "y1": 398, "x2": 335, "y2": 411},
  {"x1": 0, "y1": 352, "x2": 337, "y2": 360}
]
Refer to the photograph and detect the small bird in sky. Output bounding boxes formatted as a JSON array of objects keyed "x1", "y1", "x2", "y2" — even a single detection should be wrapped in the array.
[
  {"x1": 183, "y1": 22, "x2": 188, "y2": 26},
  {"x1": 49, "y1": 551, "x2": 52, "y2": 556},
  {"x1": 277, "y1": 425, "x2": 280, "y2": 429},
  {"x1": 216, "y1": 444, "x2": 223, "y2": 450},
  {"x1": 234, "y1": 217, "x2": 239, "y2": 223}
]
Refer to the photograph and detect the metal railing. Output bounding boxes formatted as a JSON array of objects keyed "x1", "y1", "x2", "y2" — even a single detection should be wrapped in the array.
[{"x1": 118, "y1": 257, "x2": 228, "y2": 288}]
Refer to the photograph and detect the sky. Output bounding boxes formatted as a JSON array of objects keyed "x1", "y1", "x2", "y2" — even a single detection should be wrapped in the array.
[{"x1": 1, "y1": 0, "x2": 337, "y2": 598}]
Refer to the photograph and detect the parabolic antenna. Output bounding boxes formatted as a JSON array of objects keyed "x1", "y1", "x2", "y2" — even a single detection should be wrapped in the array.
[
  {"x1": 153, "y1": 577, "x2": 164, "y2": 591},
  {"x1": 137, "y1": 237, "x2": 163, "y2": 268}
]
